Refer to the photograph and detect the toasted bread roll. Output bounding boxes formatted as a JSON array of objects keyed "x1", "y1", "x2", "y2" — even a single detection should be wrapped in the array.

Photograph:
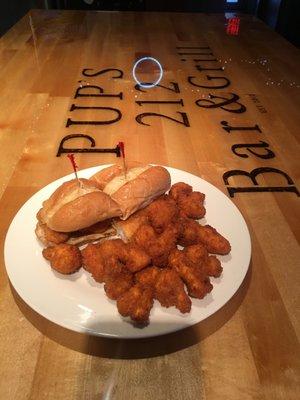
[
  {"x1": 91, "y1": 164, "x2": 171, "y2": 220},
  {"x1": 39, "y1": 178, "x2": 122, "y2": 232}
]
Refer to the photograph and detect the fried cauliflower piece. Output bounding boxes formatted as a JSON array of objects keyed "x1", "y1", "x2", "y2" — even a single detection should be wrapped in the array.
[
  {"x1": 117, "y1": 284, "x2": 154, "y2": 323},
  {"x1": 42, "y1": 243, "x2": 82, "y2": 274},
  {"x1": 146, "y1": 195, "x2": 178, "y2": 233},
  {"x1": 103, "y1": 258, "x2": 134, "y2": 300},
  {"x1": 155, "y1": 269, "x2": 191, "y2": 313},
  {"x1": 169, "y1": 182, "x2": 193, "y2": 201},
  {"x1": 204, "y1": 255, "x2": 223, "y2": 278},
  {"x1": 135, "y1": 266, "x2": 161, "y2": 287},
  {"x1": 168, "y1": 249, "x2": 212, "y2": 299},
  {"x1": 197, "y1": 225, "x2": 231, "y2": 255}
]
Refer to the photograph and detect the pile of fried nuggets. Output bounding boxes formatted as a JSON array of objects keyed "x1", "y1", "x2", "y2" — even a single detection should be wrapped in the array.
[{"x1": 42, "y1": 182, "x2": 231, "y2": 324}]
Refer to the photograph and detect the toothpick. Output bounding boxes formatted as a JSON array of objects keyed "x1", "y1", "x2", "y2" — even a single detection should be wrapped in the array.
[
  {"x1": 67, "y1": 154, "x2": 82, "y2": 187},
  {"x1": 118, "y1": 142, "x2": 127, "y2": 180}
]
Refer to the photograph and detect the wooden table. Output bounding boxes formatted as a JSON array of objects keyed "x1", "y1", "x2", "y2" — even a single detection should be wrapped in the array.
[{"x1": 0, "y1": 9, "x2": 299, "y2": 400}]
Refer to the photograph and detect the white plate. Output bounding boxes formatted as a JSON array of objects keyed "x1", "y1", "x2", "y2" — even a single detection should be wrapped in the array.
[{"x1": 4, "y1": 166, "x2": 251, "y2": 339}]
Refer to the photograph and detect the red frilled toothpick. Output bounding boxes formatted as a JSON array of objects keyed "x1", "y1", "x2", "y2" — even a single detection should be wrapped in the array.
[
  {"x1": 67, "y1": 153, "x2": 81, "y2": 186},
  {"x1": 118, "y1": 141, "x2": 127, "y2": 179}
]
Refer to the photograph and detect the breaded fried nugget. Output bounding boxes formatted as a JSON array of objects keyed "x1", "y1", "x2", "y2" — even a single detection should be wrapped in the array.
[
  {"x1": 184, "y1": 243, "x2": 209, "y2": 265},
  {"x1": 103, "y1": 258, "x2": 133, "y2": 300},
  {"x1": 150, "y1": 225, "x2": 179, "y2": 266},
  {"x1": 36, "y1": 222, "x2": 69, "y2": 246},
  {"x1": 169, "y1": 182, "x2": 192, "y2": 201},
  {"x1": 177, "y1": 217, "x2": 201, "y2": 247},
  {"x1": 81, "y1": 239, "x2": 126, "y2": 283},
  {"x1": 81, "y1": 243, "x2": 105, "y2": 283},
  {"x1": 168, "y1": 249, "x2": 212, "y2": 299},
  {"x1": 43, "y1": 244, "x2": 82, "y2": 274},
  {"x1": 178, "y1": 219, "x2": 231, "y2": 255},
  {"x1": 178, "y1": 192, "x2": 206, "y2": 219},
  {"x1": 204, "y1": 256, "x2": 223, "y2": 278},
  {"x1": 197, "y1": 225, "x2": 231, "y2": 255},
  {"x1": 83, "y1": 239, "x2": 146, "y2": 286},
  {"x1": 133, "y1": 224, "x2": 157, "y2": 248},
  {"x1": 135, "y1": 266, "x2": 161, "y2": 287},
  {"x1": 155, "y1": 269, "x2": 191, "y2": 313},
  {"x1": 123, "y1": 243, "x2": 151, "y2": 272},
  {"x1": 97, "y1": 239, "x2": 127, "y2": 259},
  {"x1": 117, "y1": 284, "x2": 154, "y2": 323},
  {"x1": 184, "y1": 245, "x2": 222, "y2": 277},
  {"x1": 146, "y1": 195, "x2": 178, "y2": 233},
  {"x1": 133, "y1": 224, "x2": 179, "y2": 267}
]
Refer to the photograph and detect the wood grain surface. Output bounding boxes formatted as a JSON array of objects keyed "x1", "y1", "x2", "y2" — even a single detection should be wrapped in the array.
[{"x1": 0, "y1": 9, "x2": 299, "y2": 400}]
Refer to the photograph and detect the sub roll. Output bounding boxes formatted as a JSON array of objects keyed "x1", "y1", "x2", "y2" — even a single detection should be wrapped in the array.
[
  {"x1": 35, "y1": 164, "x2": 171, "y2": 246},
  {"x1": 37, "y1": 178, "x2": 121, "y2": 232},
  {"x1": 90, "y1": 164, "x2": 171, "y2": 220}
]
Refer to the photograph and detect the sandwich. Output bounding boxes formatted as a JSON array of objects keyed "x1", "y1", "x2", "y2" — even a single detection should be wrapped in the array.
[{"x1": 35, "y1": 163, "x2": 171, "y2": 247}]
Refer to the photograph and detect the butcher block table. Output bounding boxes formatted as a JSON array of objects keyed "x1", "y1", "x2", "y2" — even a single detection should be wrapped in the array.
[{"x1": 0, "y1": 9, "x2": 299, "y2": 400}]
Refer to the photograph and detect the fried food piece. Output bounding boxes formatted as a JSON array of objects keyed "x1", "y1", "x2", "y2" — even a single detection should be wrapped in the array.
[
  {"x1": 76, "y1": 219, "x2": 113, "y2": 236},
  {"x1": 82, "y1": 238, "x2": 149, "y2": 280},
  {"x1": 81, "y1": 243, "x2": 106, "y2": 283},
  {"x1": 81, "y1": 239, "x2": 126, "y2": 283},
  {"x1": 184, "y1": 244, "x2": 222, "y2": 277},
  {"x1": 135, "y1": 266, "x2": 161, "y2": 287},
  {"x1": 146, "y1": 195, "x2": 178, "y2": 233},
  {"x1": 35, "y1": 222, "x2": 69, "y2": 246},
  {"x1": 123, "y1": 243, "x2": 151, "y2": 272},
  {"x1": 133, "y1": 224, "x2": 179, "y2": 267},
  {"x1": 184, "y1": 243, "x2": 209, "y2": 264},
  {"x1": 103, "y1": 258, "x2": 133, "y2": 300},
  {"x1": 42, "y1": 243, "x2": 82, "y2": 274},
  {"x1": 204, "y1": 256, "x2": 223, "y2": 278},
  {"x1": 155, "y1": 269, "x2": 191, "y2": 313},
  {"x1": 113, "y1": 208, "x2": 148, "y2": 241},
  {"x1": 67, "y1": 219, "x2": 116, "y2": 246},
  {"x1": 117, "y1": 284, "x2": 154, "y2": 323},
  {"x1": 97, "y1": 239, "x2": 127, "y2": 259},
  {"x1": 169, "y1": 182, "x2": 192, "y2": 201},
  {"x1": 168, "y1": 249, "x2": 212, "y2": 299},
  {"x1": 133, "y1": 224, "x2": 156, "y2": 247},
  {"x1": 150, "y1": 224, "x2": 179, "y2": 266},
  {"x1": 178, "y1": 192, "x2": 206, "y2": 219},
  {"x1": 178, "y1": 219, "x2": 231, "y2": 255},
  {"x1": 169, "y1": 182, "x2": 206, "y2": 220},
  {"x1": 197, "y1": 225, "x2": 231, "y2": 255},
  {"x1": 177, "y1": 217, "x2": 201, "y2": 247}
]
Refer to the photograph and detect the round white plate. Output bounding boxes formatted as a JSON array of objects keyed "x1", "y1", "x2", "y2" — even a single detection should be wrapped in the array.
[{"x1": 4, "y1": 166, "x2": 251, "y2": 339}]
